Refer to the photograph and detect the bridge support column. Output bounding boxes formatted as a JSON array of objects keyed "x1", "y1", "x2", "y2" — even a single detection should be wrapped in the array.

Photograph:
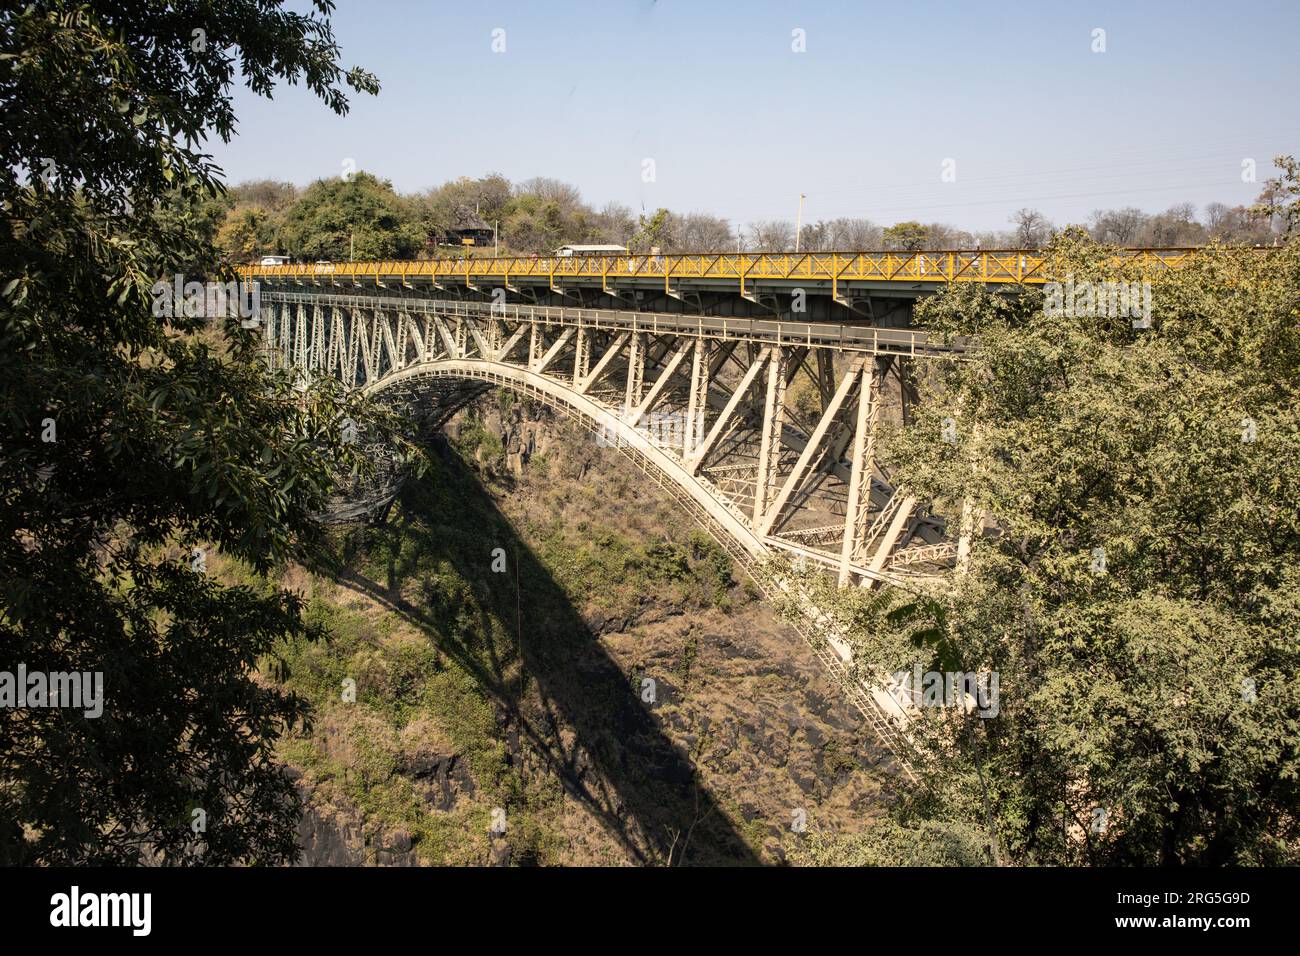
[
  {"x1": 362, "y1": 307, "x2": 380, "y2": 384},
  {"x1": 752, "y1": 347, "x2": 787, "y2": 524},
  {"x1": 262, "y1": 300, "x2": 276, "y2": 364},
  {"x1": 310, "y1": 302, "x2": 325, "y2": 371},
  {"x1": 527, "y1": 320, "x2": 542, "y2": 367},
  {"x1": 866, "y1": 494, "x2": 918, "y2": 580},
  {"x1": 816, "y1": 351, "x2": 836, "y2": 412},
  {"x1": 291, "y1": 302, "x2": 305, "y2": 371},
  {"x1": 623, "y1": 332, "x2": 645, "y2": 420},
  {"x1": 454, "y1": 318, "x2": 468, "y2": 360},
  {"x1": 839, "y1": 360, "x2": 881, "y2": 586},
  {"x1": 759, "y1": 356, "x2": 865, "y2": 537},
  {"x1": 573, "y1": 326, "x2": 590, "y2": 385},
  {"x1": 344, "y1": 307, "x2": 360, "y2": 386},
  {"x1": 327, "y1": 307, "x2": 344, "y2": 376},
  {"x1": 278, "y1": 302, "x2": 292, "y2": 369},
  {"x1": 684, "y1": 338, "x2": 710, "y2": 455}
]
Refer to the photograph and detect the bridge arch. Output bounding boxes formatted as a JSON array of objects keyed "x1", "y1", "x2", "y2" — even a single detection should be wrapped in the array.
[
  {"x1": 366, "y1": 355, "x2": 922, "y2": 778},
  {"x1": 366, "y1": 358, "x2": 769, "y2": 562}
]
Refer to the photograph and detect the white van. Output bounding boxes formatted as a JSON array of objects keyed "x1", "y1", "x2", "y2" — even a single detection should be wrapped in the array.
[
  {"x1": 554, "y1": 244, "x2": 628, "y2": 257},
  {"x1": 259, "y1": 255, "x2": 291, "y2": 266}
]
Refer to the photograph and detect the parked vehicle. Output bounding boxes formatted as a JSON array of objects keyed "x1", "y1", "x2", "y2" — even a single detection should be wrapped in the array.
[{"x1": 554, "y1": 244, "x2": 628, "y2": 257}]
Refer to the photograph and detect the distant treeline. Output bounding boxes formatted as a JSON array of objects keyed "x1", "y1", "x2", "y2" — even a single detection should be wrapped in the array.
[{"x1": 208, "y1": 169, "x2": 1289, "y2": 263}]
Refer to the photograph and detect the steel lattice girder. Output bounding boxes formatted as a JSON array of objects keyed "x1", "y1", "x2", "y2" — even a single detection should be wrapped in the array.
[{"x1": 262, "y1": 291, "x2": 955, "y2": 585}]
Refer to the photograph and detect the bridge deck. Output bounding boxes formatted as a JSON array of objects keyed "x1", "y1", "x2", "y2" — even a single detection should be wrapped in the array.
[{"x1": 241, "y1": 247, "x2": 1201, "y2": 299}]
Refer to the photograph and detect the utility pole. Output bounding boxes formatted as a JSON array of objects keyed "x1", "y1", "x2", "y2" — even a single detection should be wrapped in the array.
[
  {"x1": 795, "y1": 193, "x2": 806, "y2": 253},
  {"x1": 349, "y1": 231, "x2": 354, "y2": 263},
  {"x1": 494, "y1": 220, "x2": 499, "y2": 257}
]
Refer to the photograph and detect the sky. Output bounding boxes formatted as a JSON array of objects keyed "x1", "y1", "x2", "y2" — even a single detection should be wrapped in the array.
[{"x1": 208, "y1": 0, "x2": 1300, "y2": 234}]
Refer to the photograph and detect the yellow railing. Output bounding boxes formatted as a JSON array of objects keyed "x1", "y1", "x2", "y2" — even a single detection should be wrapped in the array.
[{"x1": 239, "y1": 248, "x2": 1203, "y2": 289}]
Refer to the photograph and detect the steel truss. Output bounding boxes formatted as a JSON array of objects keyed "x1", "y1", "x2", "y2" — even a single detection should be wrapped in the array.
[
  {"x1": 263, "y1": 291, "x2": 956, "y2": 585},
  {"x1": 262, "y1": 290, "x2": 967, "y2": 771}
]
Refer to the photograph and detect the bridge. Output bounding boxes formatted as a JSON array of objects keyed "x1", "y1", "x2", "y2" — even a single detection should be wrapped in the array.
[
  {"x1": 248, "y1": 247, "x2": 1197, "y2": 321},
  {"x1": 239, "y1": 247, "x2": 1200, "y2": 777}
]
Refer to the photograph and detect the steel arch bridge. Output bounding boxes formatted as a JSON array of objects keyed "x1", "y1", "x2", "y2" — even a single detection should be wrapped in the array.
[
  {"x1": 244, "y1": 246, "x2": 1213, "y2": 777},
  {"x1": 255, "y1": 287, "x2": 972, "y2": 775},
  {"x1": 258, "y1": 290, "x2": 966, "y2": 589}
]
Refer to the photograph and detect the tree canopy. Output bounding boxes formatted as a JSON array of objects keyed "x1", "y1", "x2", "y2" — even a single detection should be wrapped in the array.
[
  {"x1": 791, "y1": 195, "x2": 1300, "y2": 864},
  {"x1": 0, "y1": 0, "x2": 389, "y2": 864},
  {"x1": 278, "y1": 172, "x2": 424, "y2": 262}
]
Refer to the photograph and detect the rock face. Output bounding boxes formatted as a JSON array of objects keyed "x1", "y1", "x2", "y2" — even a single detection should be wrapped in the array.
[
  {"x1": 293, "y1": 778, "x2": 420, "y2": 867},
  {"x1": 290, "y1": 395, "x2": 895, "y2": 865},
  {"x1": 592, "y1": 606, "x2": 892, "y2": 862}
]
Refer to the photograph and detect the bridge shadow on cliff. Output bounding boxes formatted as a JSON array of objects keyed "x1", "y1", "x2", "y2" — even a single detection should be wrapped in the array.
[{"x1": 318, "y1": 436, "x2": 760, "y2": 866}]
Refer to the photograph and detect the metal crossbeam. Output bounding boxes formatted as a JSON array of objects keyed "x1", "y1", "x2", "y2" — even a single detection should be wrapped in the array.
[{"x1": 757, "y1": 356, "x2": 865, "y2": 537}]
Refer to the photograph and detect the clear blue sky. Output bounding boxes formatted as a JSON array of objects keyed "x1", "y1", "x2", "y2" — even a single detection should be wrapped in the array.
[{"x1": 209, "y1": 0, "x2": 1300, "y2": 233}]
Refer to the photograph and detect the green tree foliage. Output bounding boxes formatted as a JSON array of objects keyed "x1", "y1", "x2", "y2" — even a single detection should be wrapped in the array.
[
  {"x1": 789, "y1": 818, "x2": 992, "y2": 867},
  {"x1": 0, "y1": 0, "x2": 395, "y2": 864},
  {"x1": 1253, "y1": 155, "x2": 1300, "y2": 237},
  {"x1": 213, "y1": 180, "x2": 299, "y2": 263},
  {"x1": 498, "y1": 178, "x2": 593, "y2": 254},
  {"x1": 824, "y1": 212, "x2": 1300, "y2": 864},
  {"x1": 882, "y1": 221, "x2": 931, "y2": 251},
  {"x1": 631, "y1": 207, "x2": 672, "y2": 252},
  {"x1": 217, "y1": 205, "x2": 272, "y2": 263},
  {"x1": 278, "y1": 171, "x2": 423, "y2": 261}
]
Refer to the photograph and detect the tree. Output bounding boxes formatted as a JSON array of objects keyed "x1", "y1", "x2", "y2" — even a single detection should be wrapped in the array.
[
  {"x1": 882, "y1": 221, "x2": 931, "y2": 251},
  {"x1": 1252, "y1": 154, "x2": 1300, "y2": 238},
  {"x1": 815, "y1": 228, "x2": 1300, "y2": 864},
  {"x1": 408, "y1": 173, "x2": 512, "y2": 250},
  {"x1": 1140, "y1": 202, "x2": 1207, "y2": 246},
  {"x1": 798, "y1": 219, "x2": 831, "y2": 252},
  {"x1": 1089, "y1": 207, "x2": 1148, "y2": 246},
  {"x1": 216, "y1": 206, "x2": 273, "y2": 263},
  {"x1": 591, "y1": 201, "x2": 636, "y2": 246},
  {"x1": 671, "y1": 212, "x2": 734, "y2": 251},
  {"x1": 631, "y1": 207, "x2": 672, "y2": 252},
  {"x1": 278, "y1": 171, "x2": 422, "y2": 261},
  {"x1": 494, "y1": 178, "x2": 595, "y2": 253},
  {"x1": 747, "y1": 219, "x2": 796, "y2": 251},
  {"x1": 923, "y1": 222, "x2": 975, "y2": 250},
  {"x1": 0, "y1": 0, "x2": 389, "y2": 864},
  {"x1": 1204, "y1": 201, "x2": 1272, "y2": 244},
  {"x1": 826, "y1": 218, "x2": 883, "y2": 249},
  {"x1": 1009, "y1": 207, "x2": 1050, "y2": 247},
  {"x1": 230, "y1": 179, "x2": 299, "y2": 212},
  {"x1": 515, "y1": 176, "x2": 584, "y2": 211}
]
